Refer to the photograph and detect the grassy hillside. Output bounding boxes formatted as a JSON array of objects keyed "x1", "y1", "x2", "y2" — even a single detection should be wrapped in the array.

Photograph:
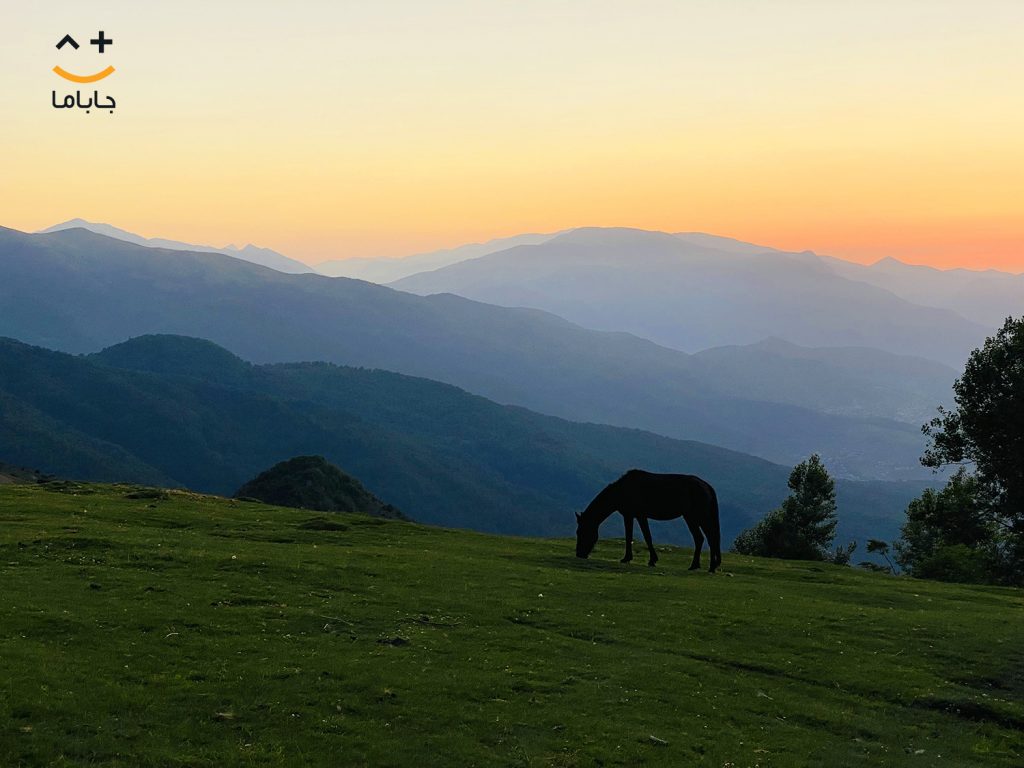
[
  {"x1": 0, "y1": 335, "x2": 928, "y2": 545},
  {"x1": 1, "y1": 483, "x2": 1021, "y2": 767}
]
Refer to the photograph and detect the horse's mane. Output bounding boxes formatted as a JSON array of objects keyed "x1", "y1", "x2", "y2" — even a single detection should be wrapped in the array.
[
  {"x1": 586, "y1": 473, "x2": 633, "y2": 511},
  {"x1": 613, "y1": 469, "x2": 644, "y2": 484}
]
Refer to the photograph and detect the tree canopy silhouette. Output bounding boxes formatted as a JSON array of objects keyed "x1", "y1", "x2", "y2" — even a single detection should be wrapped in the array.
[
  {"x1": 906, "y1": 316, "x2": 1024, "y2": 584},
  {"x1": 732, "y1": 454, "x2": 840, "y2": 561},
  {"x1": 896, "y1": 468, "x2": 995, "y2": 583}
]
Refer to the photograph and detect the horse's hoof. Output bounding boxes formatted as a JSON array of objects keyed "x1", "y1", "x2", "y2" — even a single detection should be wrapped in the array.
[
  {"x1": 688, "y1": 564, "x2": 700, "y2": 571},
  {"x1": 620, "y1": 557, "x2": 632, "y2": 564},
  {"x1": 648, "y1": 561, "x2": 657, "y2": 568},
  {"x1": 708, "y1": 568, "x2": 717, "y2": 574}
]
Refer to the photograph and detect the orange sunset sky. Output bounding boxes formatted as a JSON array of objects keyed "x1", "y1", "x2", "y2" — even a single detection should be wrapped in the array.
[{"x1": 2, "y1": 1, "x2": 1023, "y2": 271}]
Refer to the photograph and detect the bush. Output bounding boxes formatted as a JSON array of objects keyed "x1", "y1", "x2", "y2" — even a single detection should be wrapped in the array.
[
  {"x1": 913, "y1": 544, "x2": 991, "y2": 584},
  {"x1": 733, "y1": 509, "x2": 786, "y2": 557},
  {"x1": 895, "y1": 468, "x2": 1001, "y2": 582},
  {"x1": 829, "y1": 541, "x2": 857, "y2": 566}
]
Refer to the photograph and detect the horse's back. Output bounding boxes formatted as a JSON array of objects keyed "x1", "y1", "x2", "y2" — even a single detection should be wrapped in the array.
[
  {"x1": 617, "y1": 469, "x2": 716, "y2": 519},
  {"x1": 619, "y1": 469, "x2": 711, "y2": 491}
]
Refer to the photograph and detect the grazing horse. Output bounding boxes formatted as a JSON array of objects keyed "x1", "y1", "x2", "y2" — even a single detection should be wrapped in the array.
[{"x1": 575, "y1": 469, "x2": 722, "y2": 572}]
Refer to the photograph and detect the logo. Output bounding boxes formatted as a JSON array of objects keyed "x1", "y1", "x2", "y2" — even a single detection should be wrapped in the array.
[{"x1": 52, "y1": 30, "x2": 116, "y2": 113}]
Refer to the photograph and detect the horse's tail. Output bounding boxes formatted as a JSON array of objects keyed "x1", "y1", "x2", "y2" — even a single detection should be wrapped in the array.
[{"x1": 706, "y1": 482, "x2": 722, "y2": 571}]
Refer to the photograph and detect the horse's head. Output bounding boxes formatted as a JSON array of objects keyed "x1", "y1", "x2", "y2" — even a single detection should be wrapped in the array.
[{"x1": 575, "y1": 511, "x2": 598, "y2": 558}]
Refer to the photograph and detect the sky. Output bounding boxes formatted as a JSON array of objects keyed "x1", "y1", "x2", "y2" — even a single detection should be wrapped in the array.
[{"x1": 2, "y1": 1, "x2": 1023, "y2": 270}]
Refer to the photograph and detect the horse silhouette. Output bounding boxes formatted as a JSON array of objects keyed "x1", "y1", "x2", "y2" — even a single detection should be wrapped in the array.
[{"x1": 575, "y1": 469, "x2": 722, "y2": 572}]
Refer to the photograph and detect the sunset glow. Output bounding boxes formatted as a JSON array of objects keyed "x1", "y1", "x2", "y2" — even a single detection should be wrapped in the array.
[{"x1": 3, "y1": 1, "x2": 1023, "y2": 270}]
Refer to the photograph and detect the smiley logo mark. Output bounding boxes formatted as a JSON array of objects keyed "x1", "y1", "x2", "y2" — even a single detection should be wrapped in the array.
[{"x1": 53, "y1": 31, "x2": 115, "y2": 83}]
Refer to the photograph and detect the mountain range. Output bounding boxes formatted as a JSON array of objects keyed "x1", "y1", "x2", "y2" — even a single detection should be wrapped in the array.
[
  {"x1": 39, "y1": 219, "x2": 315, "y2": 275},
  {"x1": 390, "y1": 227, "x2": 993, "y2": 367},
  {"x1": 40, "y1": 220, "x2": 1020, "y2": 346},
  {"x1": 0, "y1": 334, "x2": 927, "y2": 545},
  {"x1": 316, "y1": 232, "x2": 561, "y2": 282},
  {"x1": 0, "y1": 224, "x2": 947, "y2": 479},
  {"x1": 821, "y1": 255, "x2": 1024, "y2": 329}
]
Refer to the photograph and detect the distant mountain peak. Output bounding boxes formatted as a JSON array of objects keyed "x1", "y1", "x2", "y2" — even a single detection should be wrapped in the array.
[
  {"x1": 37, "y1": 219, "x2": 316, "y2": 275},
  {"x1": 41, "y1": 219, "x2": 147, "y2": 245},
  {"x1": 753, "y1": 336, "x2": 800, "y2": 350},
  {"x1": 869, "y1": 255, "x2": 922, "y2": 272},
  {"x1": 551, "y1": 226, "x2": 682, "y2": 246}
]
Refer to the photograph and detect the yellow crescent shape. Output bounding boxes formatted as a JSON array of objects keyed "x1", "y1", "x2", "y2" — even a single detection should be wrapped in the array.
[{"x1": 53, "y1": 65, "x2": 115, "y2": 83}]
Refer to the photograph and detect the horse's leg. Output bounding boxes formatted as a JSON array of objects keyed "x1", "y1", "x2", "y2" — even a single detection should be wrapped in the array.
[
  {"x1": 637, "y1": 516, "x2": 658, "y2": 567},
  {"x1": 621, "y1": 515, "x2": 634, "y2": 563},
  {"x1": 708, "y1": 522, "x2": 722, "y2": 574},
  {"x1": 683, "y1": 515, "x2": 704, "y2": 570}
]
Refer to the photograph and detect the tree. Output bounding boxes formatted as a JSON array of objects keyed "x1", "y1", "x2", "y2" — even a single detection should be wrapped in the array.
[
  {"x1": 733, "y1": 454, "x2": 839, "y2": 560},
  {"x1": 895, "y1": 468, "x2": 997, "y2": 583},
  {"x1": 862, "y1": 539, "x2": 898, "y2": 575},
  {"x1": 916, "y1": 316, "x2": 1024, "y2": 584}
]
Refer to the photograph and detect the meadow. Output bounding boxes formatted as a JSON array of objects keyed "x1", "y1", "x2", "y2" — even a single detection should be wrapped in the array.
[{"x1": 1, "y1": 482, "x2": 1021, "y2": 767}]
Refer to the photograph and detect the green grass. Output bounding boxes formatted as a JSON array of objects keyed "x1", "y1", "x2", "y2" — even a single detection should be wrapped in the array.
[{"x1": 0, "y1": 483, "x2": 1021, "y2": 767}]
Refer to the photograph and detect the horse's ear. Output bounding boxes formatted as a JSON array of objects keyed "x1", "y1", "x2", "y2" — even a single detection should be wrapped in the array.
[{"x1": 575, "y1": 512, "x2": 581, "y2": 522}]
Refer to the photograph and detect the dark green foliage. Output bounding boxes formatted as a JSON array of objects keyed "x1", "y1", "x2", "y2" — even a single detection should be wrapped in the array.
[
  {"x1": 910, "y1": 543, "x2": 992, "y2": 584},
  {"x1": 829, "y1": 541, "x2": 857, "y2": 566},
  {"x1": 731, "y1": 508, "x2": 786, "y2": 557},
  {"x1": 863, "y1": 538, "x2": 898, "y2": 574},
  {"x1": 733, "y1": 455, "x2": 840, "y2": 560},
  {"x1": 94, "y1": 334, "x2": 253, "y2": 385},
  {"x1": 896, "y1": 469, "x2": 1000, "y2": 583},
  {"x1": 922, "y1": 317, "x2": 1024, "y2": 508},
  {"x1": 915, "y1": 317, "x2": 1024, "y2": 585},
  {"x1": 235, "y1": 456, "x2": 405, "y2": 519},
  {"x1": 123, "y1": 488, "x2": 170, "y2": 500},
  {"x1": 780, "y1": 454, "x2": 839, "y2": 555},
  {"x1": 0, "y1": 334, "x2": 927, "y2": 543}
]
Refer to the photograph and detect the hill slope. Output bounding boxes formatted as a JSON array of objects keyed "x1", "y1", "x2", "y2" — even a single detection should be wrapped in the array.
[
  {"x1": 0, "y1": 483, "x2": 1020, "y2": 766},
  {"x1": 692, "y1": 338, "x2": 956, "y2": 423},
  {"x1": 0, "y1": 335, "x2": 926, "y2": 544},
  {"x1": 317, "y1": 231, "x2": 561, "y2": 282},
  {"x1": 390, "y1": 227, "x2": 989, "y2": 367},
  {"x1": 39, "y1": 219, "x2": 315, "y2": 274},
  {"x1": 823, "y1": 255, "x2": 1024, "y2": 329},
  {"x1": 0, "y1": 225, "x2": 935, "y2": 479}
]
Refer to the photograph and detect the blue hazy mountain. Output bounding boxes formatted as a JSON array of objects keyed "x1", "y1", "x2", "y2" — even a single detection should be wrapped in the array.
[
  {"x1": 821, "y1": 254, "x2": 1024, "y2": 329},
  {"x1": 0, "y1": 224, "x2": 937, "y2": 480},
  {"x1": 39, "y1": 219, "x2": 316, "y2": 275},
  {"x1": 316, "y1": 231, "x2": 562, "y2": 282},
  {"x1": 0, "y1": 334, "x2": 927, "y2": 545},
  {"x1": 390, "y1": 227, "x2": 990, "y2": 367}
]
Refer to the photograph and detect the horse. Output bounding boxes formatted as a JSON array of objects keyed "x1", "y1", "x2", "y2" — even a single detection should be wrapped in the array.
[{"x1": 575, "y1": 469, "x2": 722, "y2": 572}]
